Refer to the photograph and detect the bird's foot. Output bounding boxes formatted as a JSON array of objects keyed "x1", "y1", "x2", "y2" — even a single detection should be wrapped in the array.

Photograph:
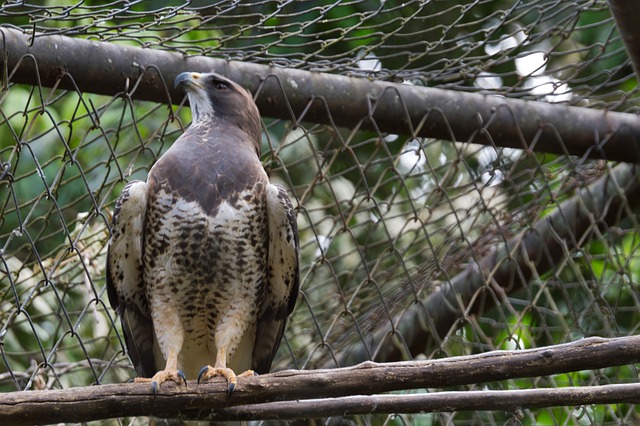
[
  {"x1": 197, "y1": 366, "x2": 256, "y2": 396},
  {"x1": 135, "y1": 369, "x2": 187, "y2": 396}
]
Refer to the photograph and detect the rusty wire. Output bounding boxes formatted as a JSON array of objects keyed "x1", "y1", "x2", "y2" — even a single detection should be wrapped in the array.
[{"x1": 1, "y1": 1, "x2": 640, "y2": 425}]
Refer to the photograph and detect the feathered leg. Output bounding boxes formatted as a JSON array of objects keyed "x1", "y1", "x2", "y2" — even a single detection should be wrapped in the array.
[{"x1": 136, "y1": 302, "x2": 188, "y2": 394}]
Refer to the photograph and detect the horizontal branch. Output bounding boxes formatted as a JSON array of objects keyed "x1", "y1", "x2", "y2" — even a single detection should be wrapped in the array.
[
  {"x1": 196, "y1": 384, "x2": 640, "y2": 421},
  {"x1": 341, "y1": 163, "x2": 640, "y2": 365},
  {"x1": 2, "y1": 336, "x2": 639, "y2": 424},
  {"x1": 1, "y1": 27, "x2": 640, "y2": 162}
]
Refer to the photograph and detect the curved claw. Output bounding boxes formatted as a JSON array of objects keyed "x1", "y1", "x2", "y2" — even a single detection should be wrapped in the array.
[
  {"x1": 151, "y1": 380, "x2": 159, "y2": 397},
  {"x1": 197, "y1": 366, "x2": 209, "y2": 384},
  {"x1": 197, "y1": 365, "x2": 239, "y2": 398},
  {"x1": 177, "y1": 370, "x2": 188, "y2": 387}
]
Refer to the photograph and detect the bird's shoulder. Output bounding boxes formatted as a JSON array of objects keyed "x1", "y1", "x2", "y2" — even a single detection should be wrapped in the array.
[{"x1": 147, "y1": 129, "x2": 267, "y2": 215}]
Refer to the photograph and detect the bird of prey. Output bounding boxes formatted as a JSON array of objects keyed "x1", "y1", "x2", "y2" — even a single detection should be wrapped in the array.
[{"x1": 106, "y1": 71, "x2": 299, "y2": 394}]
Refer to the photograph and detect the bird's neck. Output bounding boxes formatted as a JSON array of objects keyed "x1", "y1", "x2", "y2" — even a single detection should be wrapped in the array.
[{"x1": 184, "y1": 119, "x2": 261, "y2": 156}]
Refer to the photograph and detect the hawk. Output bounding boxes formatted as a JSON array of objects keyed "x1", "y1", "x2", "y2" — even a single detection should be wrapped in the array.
[{"x1": 106, "y1": 71, "x2": 299, "y2": 394}]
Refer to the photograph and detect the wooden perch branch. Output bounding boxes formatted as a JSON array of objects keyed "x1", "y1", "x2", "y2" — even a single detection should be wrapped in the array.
[
  {"x1": 1, "y1": 27, "x2": 640, "y2": 162},
  {"x1": 1, "y1": 336, "x2": 639, "y2": 424}
]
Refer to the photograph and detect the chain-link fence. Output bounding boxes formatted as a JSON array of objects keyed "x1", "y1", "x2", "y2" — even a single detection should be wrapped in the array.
[{"x1": 1, "y1": 0, "x2": 640, "y2": 424}]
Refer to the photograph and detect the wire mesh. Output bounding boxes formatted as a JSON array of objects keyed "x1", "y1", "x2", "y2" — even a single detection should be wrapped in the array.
[{"x1": 1, "y1": 1, "x2": 640, "y2": 425}]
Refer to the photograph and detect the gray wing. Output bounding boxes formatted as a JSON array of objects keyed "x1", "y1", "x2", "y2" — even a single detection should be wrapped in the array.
[
  {"x1": 252, "y1": 183, "x2": 300, "y2": 374},
  {"x1": 106, "y1": 180, "x2": 157, "y2": 378}
]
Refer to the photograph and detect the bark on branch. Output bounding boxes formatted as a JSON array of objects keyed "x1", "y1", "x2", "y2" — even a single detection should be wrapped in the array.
[
  {"x1": 1, "y1": 27, "x2": 640, "y2": 162},
  {"x1": 1, "y1": 336, "x2": 639, "y2": 424}
]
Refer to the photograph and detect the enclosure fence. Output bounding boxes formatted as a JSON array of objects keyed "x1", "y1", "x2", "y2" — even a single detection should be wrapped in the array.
[{"x1": 1, "y1": 1, "x2": 640, "y2": 425}]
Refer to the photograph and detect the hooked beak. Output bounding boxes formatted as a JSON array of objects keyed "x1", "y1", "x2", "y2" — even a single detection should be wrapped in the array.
[{"x1": 174, "y1": 72, "x2": 203, "y2": 90}]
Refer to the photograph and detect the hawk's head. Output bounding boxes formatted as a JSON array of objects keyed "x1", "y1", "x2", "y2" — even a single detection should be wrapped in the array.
[{"x1": 175, "y1": 71, "x2": 261, "y2": 152}]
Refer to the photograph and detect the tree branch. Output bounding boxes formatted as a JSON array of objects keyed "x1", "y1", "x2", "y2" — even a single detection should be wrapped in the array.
[
  {"x1": 1, "y1": 27, "x2": 640, "y2": 162},
  {"x1": 340, "y1": 163, "x2": 640, "y2": 365},
  {"x1": 194, "y1": 384, "x2": 640, "y2": 421},
  {"x1": 1, "y1": 336, "x2": 639, "y2": 424},
  {"x1": 609, "y1": 1, "x2": 640, "y2": 80}
]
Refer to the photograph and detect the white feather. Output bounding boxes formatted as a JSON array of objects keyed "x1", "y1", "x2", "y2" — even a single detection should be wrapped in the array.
[
  {"x1": 266, "y1": 184, "x2": 298, "y2": 304},
  {"x1": 108, "y1": 180, "x2": 148, "y2": 311}
]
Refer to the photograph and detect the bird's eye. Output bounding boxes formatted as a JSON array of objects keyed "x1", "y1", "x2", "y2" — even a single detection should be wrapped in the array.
[{"x1": 213, "y1": 81, "x2": 229, "y2": 90}]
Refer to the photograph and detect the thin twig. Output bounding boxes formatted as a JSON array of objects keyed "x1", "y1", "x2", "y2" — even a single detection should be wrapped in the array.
[{"x1": 202, "y1": 384, "x2": 640, "y2": 421}]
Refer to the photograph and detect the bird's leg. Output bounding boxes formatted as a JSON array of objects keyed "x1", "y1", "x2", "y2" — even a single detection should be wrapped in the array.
[
  {"x1": 135, "y1": 304, "x2": 187, "y2": 395},
  {"x1": 197, "y1": 346, "x2": 255, "y2": 396}
]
